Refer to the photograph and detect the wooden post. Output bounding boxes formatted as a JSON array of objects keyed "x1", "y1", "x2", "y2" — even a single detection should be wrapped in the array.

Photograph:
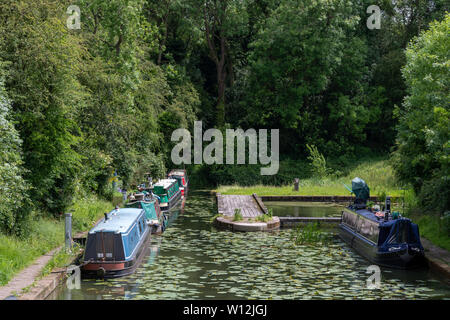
[
  {"x1": 65, "y1": 213, "x2": 72, "y2": 252},
  {"x1": 294, "y1": 178, "x2": 299, "y2": 191}
]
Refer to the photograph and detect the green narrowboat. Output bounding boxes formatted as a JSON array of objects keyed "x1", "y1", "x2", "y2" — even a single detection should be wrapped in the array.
[{"x1": 152, "y1": 178, "x2": 182, "y2": 211}]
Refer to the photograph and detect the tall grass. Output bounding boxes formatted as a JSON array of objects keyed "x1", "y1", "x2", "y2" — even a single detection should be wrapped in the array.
[
  {"x1": 216, "y1": 159, "x2": 403, "y2": 197},
  {"x1": 70, "y1": 197, "x2": 114, "y2": 233},
  {"x1": 0, "y1": 219, "x2": 63, "y2": 286},
  {"x1": 0, "y1": 196, "x2": 113, "y2": 286}
]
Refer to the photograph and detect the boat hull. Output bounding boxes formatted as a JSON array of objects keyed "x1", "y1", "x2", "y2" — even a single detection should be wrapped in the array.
[{"x1": 339, "y1": 223, "x2": 426, "y2": 269}]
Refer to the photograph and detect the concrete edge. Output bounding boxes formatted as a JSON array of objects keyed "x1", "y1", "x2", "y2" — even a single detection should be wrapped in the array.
[
  {"x1": 426, "y1": 257, "x2": 450, "y2": 283},
  {"x1": 214, "y1": 216, "x2": 280, "y2": 232},
  {"x1": 19, "y1": 272, "x2": 66, "y2": 300},
  {"x1": 17, "y1": 248, "x2": 83, "y2": 300}
]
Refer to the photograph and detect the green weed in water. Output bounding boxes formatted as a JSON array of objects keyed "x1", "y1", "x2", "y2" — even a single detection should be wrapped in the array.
[{"x1": 290, "y1": 222, "x2": 330, "y2": 245}]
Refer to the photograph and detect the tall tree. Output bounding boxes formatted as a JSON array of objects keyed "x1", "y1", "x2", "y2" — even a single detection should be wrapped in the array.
[
  {"x1": 0, "y1": 64, "x2": 31, "y2": 236},
  {"x1": 192, "y1": 0, "x2": 248, "y2": 127},
  {"x1": 392, "y1": 13, "x2": 449, "y2": 213},
  {"x1": 0, "y1": 0, "x2": 84, "y2": 214}
]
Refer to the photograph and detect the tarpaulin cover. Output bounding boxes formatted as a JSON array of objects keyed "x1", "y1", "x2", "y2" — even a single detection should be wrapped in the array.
[
  {"x1": 140, "y1": 201, "x2": 158, "y2": 220},
  {"x1": 352, "y1": 177, "x2": 370, "y2": 201},
  {"x1": 377, "y1": 218, "x2": 423, "y2": 252}
]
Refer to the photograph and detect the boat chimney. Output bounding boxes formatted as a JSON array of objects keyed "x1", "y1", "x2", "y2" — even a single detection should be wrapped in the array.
[{"x1": 384, "y1": 196, "x2": 391, "y2": 221}]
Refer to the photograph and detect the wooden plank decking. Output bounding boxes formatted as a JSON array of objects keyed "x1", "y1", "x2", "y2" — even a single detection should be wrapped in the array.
[{"x1": 217, "y1": 193, "x2": 267, "y2": 218}]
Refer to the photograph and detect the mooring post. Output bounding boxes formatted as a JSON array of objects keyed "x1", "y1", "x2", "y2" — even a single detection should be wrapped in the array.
[
  {"x1": 294, "y1": 178, "x2": 299, "y2": 191},
  {"x1": 65, "y1": 212, "x2": 72, "y2": 252}
]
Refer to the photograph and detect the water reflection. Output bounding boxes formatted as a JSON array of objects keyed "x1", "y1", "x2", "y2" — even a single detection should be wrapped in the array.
[
  {"x1": 53, "y1": 192, "x2": 450, "y2": 300},
  {"x1": 265, "y1": 201, "x2": 343, "y2": 217}
]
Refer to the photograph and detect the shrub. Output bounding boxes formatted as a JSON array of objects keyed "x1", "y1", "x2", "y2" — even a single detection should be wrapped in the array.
[
  {"x1": 392, "y1": 14, "x2": 450, "y2": 215},
  {"x1": 0, "y1": 70, "x2": 32, "y2": 236}
]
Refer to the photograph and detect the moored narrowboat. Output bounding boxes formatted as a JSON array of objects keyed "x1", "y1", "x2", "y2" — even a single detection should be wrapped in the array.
[
  {"x1": 339, "y1": 177, "x2": 425, "y2": 269},
  {"x1": 168, "y1": 169, "x2": 189, "y2": 197},
  {"x1": 126, "y1": 198, "x2": 167, "y2": 234},
  {"x1": 81, "y1": 207, "x2": 151, "y2": 278},
  {"x1": 152, "y1": 179, "x2": 182, "y2": 211}
]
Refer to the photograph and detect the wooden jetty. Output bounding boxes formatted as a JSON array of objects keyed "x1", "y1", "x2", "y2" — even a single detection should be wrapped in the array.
[
  {"x1": 217, "y1": 193, "x2": 268, "y2": 218},
  {"x1": 215, "y1": 193, "x2": 280, "y2": 232},
  {"x1": 215, "y1": 193, "x2": 345, "y2": 231}
]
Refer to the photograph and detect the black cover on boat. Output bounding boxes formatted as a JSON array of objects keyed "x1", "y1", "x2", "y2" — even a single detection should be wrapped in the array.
[{"x1": 377, "y1": 219, "x2": 423, "y2": 252}]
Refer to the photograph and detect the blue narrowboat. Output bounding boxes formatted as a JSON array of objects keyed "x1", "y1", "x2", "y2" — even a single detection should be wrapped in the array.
[
  {"x1": 82, "y1": 207, "x2": 151, "y2": 278},
  {"x1": 339, "y1": 178, "x2": 425, "y2": 269},
  {"x1": 152, "y1": 179, "x2": 182, "y2": 211}
]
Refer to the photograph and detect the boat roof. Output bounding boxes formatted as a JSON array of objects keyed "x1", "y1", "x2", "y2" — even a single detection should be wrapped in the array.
[
  {"x1": 154, "y1": 178, "x2": 177, "y2": 189},
  {"x1": 168, "y1": 169, "x2": 186, "y2": 176},
  {"x1": 352, "y1": 208, "x2": 398, "y2": 225},
  {"x1": 89, "y1": 208, "x2": 143, "y2": 234}
]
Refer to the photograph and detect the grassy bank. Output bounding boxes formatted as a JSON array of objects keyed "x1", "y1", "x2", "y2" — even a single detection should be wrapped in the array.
[
  {"x1": 409, "y1": 212, "x2": 450, "y2": 252},
  {"x1": 0, "y1": 196, "x2": 113, "y2": 286},
  {"x1": 216, "y1": 159, "x2": 403, "y2": 197}
]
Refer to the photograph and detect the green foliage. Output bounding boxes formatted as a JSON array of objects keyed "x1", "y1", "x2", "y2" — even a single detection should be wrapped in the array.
[
  {"x1": 0, "y1": 0, "x2": 200, "y2": 224},
  {"x1": 217, "y1": 158, "x2": 403, "y2": 197},
  {"x1": 412, "y1": 212, "x2": 450, "y2": 251},
  {"x1": 290, "y1": 223, "x2": 329, "y2": 245},
  {"x1": 233, "y1": 209, "x2": 243, "y2": 221},
  {"x1": 256, "y1": 208, "x2": 273, "y2": 223},
  {"x1": 0, "y1": 218, "x2": 64, "y2": 285},
  {"x1": 442, "y1": 211, "x2": 450, "y2": 237},
  {"x1": 70, "y1": 196, "x2": 113, "y2": 233},
  {"x1": 392, "y1": 13, "x2": 450, "y2": 214},
  {"x1": 0, "y1": 66, "x2": 32, "y2": 236},
  {"x1": 0, "y1": 0, "x2": 84, "y2": 215},
  {"x1": 306, "y1": 144, "x2": 331, "y2": 178}
]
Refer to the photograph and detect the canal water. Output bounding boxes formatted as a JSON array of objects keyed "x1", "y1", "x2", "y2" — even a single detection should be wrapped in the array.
[
  {"x1": 51, "y1": 191, "x2": 450, "y2": 300},
  {"x1": 265, "y1": 201, "x2": 342, "y2": 217}
]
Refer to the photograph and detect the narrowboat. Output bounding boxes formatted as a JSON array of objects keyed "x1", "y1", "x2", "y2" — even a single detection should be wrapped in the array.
[
  {"x1": 152, "y1": 178, "x2": 182, "y2": 211},
  {"x1": 168, "y1": 169, "x2": 189, "y2": 197},
  {"x1": 81, "y1": 207, "x2": 151, "y2": 278},
  {"x1": 126, "y1": 198, "x2": 168, "y2": 234},
  {"x1": 339, "y1": 177, "x2": 425, "y2": 269}
]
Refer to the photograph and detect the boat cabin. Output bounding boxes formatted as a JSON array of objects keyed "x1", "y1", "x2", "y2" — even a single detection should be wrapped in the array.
[
  {"x1": 153, "y1": 178, "x2": 182, "y2": 211},
  {"x1": 168, "y1": 169, "x2": 188, "y2": 196}
]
